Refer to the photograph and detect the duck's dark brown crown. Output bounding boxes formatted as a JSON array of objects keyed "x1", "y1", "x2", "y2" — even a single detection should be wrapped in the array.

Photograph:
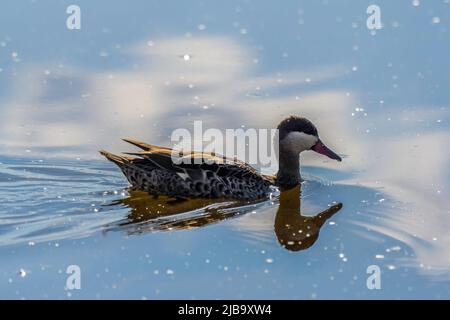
[{"x1": 277, "y1": 116, "x2": 318, "y2": 140}]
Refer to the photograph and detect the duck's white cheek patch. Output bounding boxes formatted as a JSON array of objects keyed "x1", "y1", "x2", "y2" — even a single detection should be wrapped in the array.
[{"x1": 283, "y1": 132, "x2": 318, "y2": 153}]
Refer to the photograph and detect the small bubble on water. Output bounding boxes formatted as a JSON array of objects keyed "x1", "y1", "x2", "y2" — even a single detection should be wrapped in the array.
[
  {"x1": 386, "y1": 246, "x2": 401, "y2": 252},
  {"x1": 197, "y1": 24, "x2": 206, "y2": 31},
  {"x1": 166, "y1": 269, "x2": 174, "y2": 275},
  {"x1": 412, "y1": 0, "x2": 420, "y2": 7},
  {"x1": 375, "y1": 254, "x2": 385, "y2": 259},
  {"x1": 265, "y1": 258, "x2": 273, "y2": 264},
  {"x1": 432, "y1": 17, "x2": 440, "y2": 24},
  {"x1": 182, "y1": 54, "x2": 191, "y2": 61},
  {"x1": 18, "y1": 268, "x2": 27, "y2": 278},
  {"x1": 387, "y1": 265, "x2": 396, "y2": 270}
]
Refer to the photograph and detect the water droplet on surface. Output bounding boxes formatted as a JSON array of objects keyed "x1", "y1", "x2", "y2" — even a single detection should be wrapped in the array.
[
  {"x1": 183, "y1": 54, "x2": 191, "y2": 61},
  {"x1": 432, "y1": 17, "x2": 440, "y2": 24},
  {"x1": 18, "y1": 268, "x2": 27, "y2": 277}
]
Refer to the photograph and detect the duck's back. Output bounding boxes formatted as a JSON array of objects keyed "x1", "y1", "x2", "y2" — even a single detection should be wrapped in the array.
[{"x1": 100, "y1": 139, "x2": 274, "y2": 200}]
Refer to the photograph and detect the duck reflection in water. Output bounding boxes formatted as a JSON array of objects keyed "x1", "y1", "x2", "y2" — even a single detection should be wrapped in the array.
[
  {"x1": 275, "y1": 185, "x2": 342, "y2": 251},
  {"x1": 108, "y1": 184, "x2": 342, "y2": 252}
]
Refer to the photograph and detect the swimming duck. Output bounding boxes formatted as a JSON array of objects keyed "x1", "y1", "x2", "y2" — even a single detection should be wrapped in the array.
[{"x1": 100, "y1": 116, "x2": 342, "y2": 200}]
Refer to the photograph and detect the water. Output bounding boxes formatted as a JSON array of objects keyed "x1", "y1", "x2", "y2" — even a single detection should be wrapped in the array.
[{"x1": 1, "y1": 0, "x2": 449, "y2": 299}]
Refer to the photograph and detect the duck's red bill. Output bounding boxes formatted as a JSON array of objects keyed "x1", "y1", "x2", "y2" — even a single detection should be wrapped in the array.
[{"x1": 311, "y1": 140, "x2": 342, "y2": 162}]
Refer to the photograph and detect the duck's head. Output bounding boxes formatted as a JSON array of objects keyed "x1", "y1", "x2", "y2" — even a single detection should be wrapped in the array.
[{"x1": 277, "y1": 116, "x2": 342, "y2": 161}]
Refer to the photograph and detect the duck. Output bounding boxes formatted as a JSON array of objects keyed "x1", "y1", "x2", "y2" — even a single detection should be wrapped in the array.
[{"x1": 100, "y1": 116, "x2": 342, "y2": 201}]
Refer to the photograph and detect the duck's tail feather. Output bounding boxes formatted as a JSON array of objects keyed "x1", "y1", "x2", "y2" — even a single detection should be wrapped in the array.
[
  {"x1": 121, "y1": 138, "x2": 168, "y2": 151},
  {"x1": 99, "y1": 150, "x2": 131, "y2": 167}
]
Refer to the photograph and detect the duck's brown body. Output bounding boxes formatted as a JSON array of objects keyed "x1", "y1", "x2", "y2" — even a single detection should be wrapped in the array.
[{"x1": 100, "y1": 139, "x2": 274, "y2": 201}]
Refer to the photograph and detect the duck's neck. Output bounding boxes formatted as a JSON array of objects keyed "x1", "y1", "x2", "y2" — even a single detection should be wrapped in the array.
[{"x1": 276, "y1": 147, "x2": 301, "y2": 190}]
